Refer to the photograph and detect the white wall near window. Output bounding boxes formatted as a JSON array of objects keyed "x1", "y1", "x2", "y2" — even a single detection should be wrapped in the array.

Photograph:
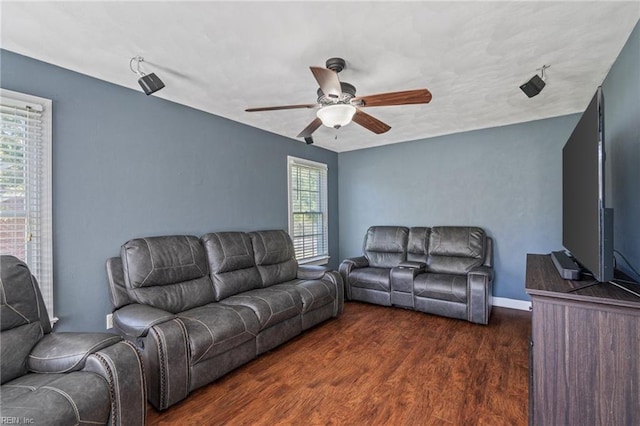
[
  {"x1": 0, "y1": 88, "x2": 53, "y2": 318},
  {"x1": 287, "y1": 156, "x2": 329, "y2": 265}
]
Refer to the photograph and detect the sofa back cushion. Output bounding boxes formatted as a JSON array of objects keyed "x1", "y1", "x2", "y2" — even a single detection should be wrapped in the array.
[
  {"x1": 427, "y1": 227, "x2": 486, "y2": 274},
  {"x1": 407, "y1": 227, "x2": 430, "y2": 263},
  {"x1": 363, "y1": 226, "x2": 409, "y2": 268},
  {"x1": 0, "y1": 255, "x2": 50, "y2": 384},
  {"x1": 249, "y1": 230, "x2": 297, "y2": 286},
  {"x1": 202, "y1": 232, "x2": 262, "y2": 300},
  {"x1": 121, "y1": 235, "x2": 214, "y2": 313}
]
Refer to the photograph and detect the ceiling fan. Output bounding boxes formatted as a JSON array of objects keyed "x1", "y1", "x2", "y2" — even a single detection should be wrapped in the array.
[{"x1": 245, "y1": 58, "x2": 432, "y2": 140}]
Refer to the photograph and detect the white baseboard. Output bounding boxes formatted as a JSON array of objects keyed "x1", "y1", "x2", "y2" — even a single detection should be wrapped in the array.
[{"x1": 493, "y1": 297, "x2": 532, "y2": 311}]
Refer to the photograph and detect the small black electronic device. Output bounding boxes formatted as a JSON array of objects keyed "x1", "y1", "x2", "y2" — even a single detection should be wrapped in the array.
[
  {"x1": 520, "y1": 74, "x2": 546, "y2": 98},
  {"x1": 138, "y1": 73, "x2": 165, "y2": 95},
  {"x1": 551, "y1": 251, "x2": 582, "y2": 280}
]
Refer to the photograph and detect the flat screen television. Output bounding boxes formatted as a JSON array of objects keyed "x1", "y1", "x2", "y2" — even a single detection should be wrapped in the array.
[{"x1": 562, "y1": 86, "x2": 613, "y2": 282}]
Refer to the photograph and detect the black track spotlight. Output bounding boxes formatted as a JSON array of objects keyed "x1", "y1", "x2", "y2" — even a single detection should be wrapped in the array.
[
  {"x1": 130, "y1": 56, "x2": 165, "y2": 95},
  {"x1": 304, "y1": 136, "x2": 314, "y2": 145},
  {"x1": 520, "y1": 65, "x2": 550, "y2": 98}
]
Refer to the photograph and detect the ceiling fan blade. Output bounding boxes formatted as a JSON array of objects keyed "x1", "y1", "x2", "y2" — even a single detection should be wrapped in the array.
[
  {"x1": 353, "y1": 89, "x2": 432, "y2": 107},
  {"x1": 245, "y1": 104, "x2": 318, "y2": 112},
  {"x1": 310, "y1": 66, "x2": 342, "y2": 99},
  {"x1": 297, "y1": 117, "x2": 323, "y2": 138},
  {"x1": 352, "y1": 109, "x2": 391, "y2": 134}
]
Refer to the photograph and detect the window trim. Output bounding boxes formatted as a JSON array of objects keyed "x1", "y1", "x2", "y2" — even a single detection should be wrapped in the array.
[
  {"x1": 0, "y1": 88, "x2": 53, "y2": 318},
  {"x1": 287, "y1": 156, "x2": 329, "y2": 265}
]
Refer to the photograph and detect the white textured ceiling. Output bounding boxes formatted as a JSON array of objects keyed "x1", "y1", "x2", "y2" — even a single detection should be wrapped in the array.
[{"x1": 1, "y1": 1, "x2": 638, "y2": 152}]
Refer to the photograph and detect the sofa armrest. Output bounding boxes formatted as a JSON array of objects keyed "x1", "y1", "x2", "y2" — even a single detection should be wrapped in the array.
[
  {"x1": 83, "y1": 340, "x2": 146, "y2": 426},
  {"x1": 297, "y1": 264, "x2": 329, "y2": 280},
  {"x1": 28, "y1": 332, "x2": 123, "y2": 373},
  {"x1": 339, "y1": 256, "x2": 369, "y2": 300},
  {"x1": 467, "y1": 266, "x2": 494, "y2": 325},
  {"x1": 113, "y1": 304, "x2": 176, "y2": 338},
  {"x1": 398, "y1": 260, "x2": 426, "y2": 271}
]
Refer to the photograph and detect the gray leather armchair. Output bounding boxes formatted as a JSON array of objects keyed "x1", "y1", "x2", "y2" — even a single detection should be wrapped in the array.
[
  {"x1": 0, "y1": 255, "x2": 146, "y2": 425},
  {"x1": 340, "y1": 226, "x2": 494, "y2": 324}
]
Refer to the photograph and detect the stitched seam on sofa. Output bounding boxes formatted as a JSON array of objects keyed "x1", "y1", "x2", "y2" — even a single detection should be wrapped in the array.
[
  {"x1": 223, "y1": 305, "x2": 257, "y2": 337},
  {"x1": 143, "y1": 315, "x2": 178, "y2": 335},
  {"x1": 122, "y1": 340, "x2": 147, "y2": 426},
  {"x1": 188, "y1": 237, "x2": 206, "y2": 277},
  {"x1": 2, "y1": 384, "x2": 37, "y2": 390},
  {"x1": 297, "y1": 285, "x2": 315, "y2": 310},
  {"x1": 91, "y1": 351, "x2": 118, "y2": 426},
  {"x1": 150, "y1": 327, "x2": 167, "y2": 409},
  {"x1": 28, "y1": 336, "x2": 122, "y2": 373},
  {"x1": 176, "y1": 318, "x2": 190, "y2": 398},
  {"x1": 180, "y1": 317, "x2": 215, "y2": 365},
  {"x1": 41, "y1": 386, "x2": 80, "y2": 424},
  {"x1": 353, "y1": 278, "x2": 387, "y2": 292}
]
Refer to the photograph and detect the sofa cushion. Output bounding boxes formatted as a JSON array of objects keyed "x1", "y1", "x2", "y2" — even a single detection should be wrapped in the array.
[
  {"x1": 249, "y1": 230, "x2": 298, "y2": 286},
  {"x1": 363, "y1": 226, "x2": 409, "y2": 268},
  {"x1": 179, "y1": 303, "x2": 260, "y2": 365},
  {"x1": 121, "y1": 235, "x2": 215, "y2": 313},
  {"x1": 202, "y1": 232, "x2": 262, "y2": 301},
  {"x1": 1, "y1": 372, "x2": 110, "y2": 425},
  {"x1": 407, "y1": 227, "x2": 430, "y2": 263},
  {"x1": 272, "y1": 279, "x2": 336, "y2": 314},
  {"x1": 427, "y1": 227, "x2": 486, "y2": 275},
  {"x1": 414, "y1": 273, "x2": 467, "y2": 303},
  {"x1": 348, "y1": 267, "x2": 391, "y2": 292},
  {"x1": 220, "y1": 287, "x2": 301, "y2": 330},
  {"x1": 1, "y1": 322, "x2": 43, "y2": 384}
]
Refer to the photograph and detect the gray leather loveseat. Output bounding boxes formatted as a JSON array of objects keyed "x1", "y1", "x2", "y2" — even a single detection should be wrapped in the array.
[
  {"x1": 0, "y1": 255, "x2": 146, "y2": 425},
  {"x1": 106, "y1": 230, "x2": 343, "y2": 410},
  {"x1": 339, "y1": 226, "x2": 493, "y2": 324}
]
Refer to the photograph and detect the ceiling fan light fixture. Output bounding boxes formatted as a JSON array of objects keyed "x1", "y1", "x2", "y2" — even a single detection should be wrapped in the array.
[{"x1": 316, "y1": 104, "x2": 356, "y2": 129}]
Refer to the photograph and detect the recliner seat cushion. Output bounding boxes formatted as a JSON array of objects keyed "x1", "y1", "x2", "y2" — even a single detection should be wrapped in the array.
[
  {"x1": 427, "y1": 227, "x2": 486, "y2": 275},
  {"x1": 363, "y1": 226, "x2": 409, "y2": 268},
  {"x1": 1, "y1": 372, "x2": 110, "y2": 425},
  {"x1": 220, "y1": 287, "x2": 301, "y2": 330},
  {"x1": 348, "y1": 267, "x2": 391, "y2": 292},
  {"x1": 249, "y1": 230, "x2": 298, "y2": 286},
  {"x1": 413, "y1": 273, "x2": 467, "y2": 303},
  {"x1": 202, "y1": 232, "x2": 262, "y2": 300},
  {"x1": 179, "y1": 303, "x2": 260, "y2": 365},
  {"x1": 272, "y1": 279, "x2": 336, "y2": 313},
  {"x1": 121, "y1": 236, "x2": 215, "y2": 313}
]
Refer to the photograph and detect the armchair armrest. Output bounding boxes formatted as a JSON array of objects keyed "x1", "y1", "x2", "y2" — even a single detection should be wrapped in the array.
[
  {"x1": 83, "y1": 340, "x2": 146, "y2": 425},
  {"x1": 341, "y1": 256, "x2": 369, "y2": 269},
  {"x1": 28, "y1": 332, "x2": 123, "y2": 373},
  {"x1": 339, "y1": 256, "x2": 369, "y2": 300},
  {"x1": 297, "y1": 264, "x2": 329, "y2": 280},
  {"x1": 467, "y1": 266, "x2": 494, "y2": 325},
  {"x1": 469, "y1": 265, "x2": 494, "y2": 281},
  {"x1": 113, "y1": 304, "x2": 176, "y2": 338}
]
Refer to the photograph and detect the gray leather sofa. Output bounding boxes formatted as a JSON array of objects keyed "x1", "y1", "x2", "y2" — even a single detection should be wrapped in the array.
[
  {"x1": 339, "y1": 226, "x2": 493, "y2": 324},
  {"x1": 106, "y1": 230, "x2": 343, "y2": 410},
  {"x1": 0, "y1": 255, "x2": 146, "y2": 425}
]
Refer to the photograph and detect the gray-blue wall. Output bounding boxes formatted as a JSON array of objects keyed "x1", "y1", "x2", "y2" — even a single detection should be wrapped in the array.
[
  {"x1": 0, "y1": 49, "x2": 339, "y2": 331},
  {"x1": 603, "y1": 20, "x2": 640, "y2": 280},
  {"x1": 338, "y1": 19, "x2": 640, "y2": 301},
  {"x1": 338, "y1": 115, "x2": 579, "y2": 301}
]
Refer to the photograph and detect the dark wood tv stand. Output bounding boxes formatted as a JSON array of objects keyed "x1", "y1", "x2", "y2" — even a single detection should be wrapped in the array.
[{"x1": 525, "y1": 254, "x2": 640, "y2": 425}]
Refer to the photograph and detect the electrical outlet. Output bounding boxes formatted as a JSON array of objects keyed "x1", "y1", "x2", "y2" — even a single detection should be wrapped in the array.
[{"x1": 106, "y1": 313, "x2": 114, "y2": 330}]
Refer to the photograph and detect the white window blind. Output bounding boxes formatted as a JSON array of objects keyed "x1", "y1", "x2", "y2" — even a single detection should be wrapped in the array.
[
  {"x1": 287, "y1": 156, "x2": 328, "y2": 264},
  {"x1": 0, "y1": 89, "x2": 53, "y2": 317}
]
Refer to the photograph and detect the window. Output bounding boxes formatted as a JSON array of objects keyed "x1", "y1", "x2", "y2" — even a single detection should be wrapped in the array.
[
  {"x1": 287, "y1": 156, "x2": 328, "y2": 264},
  {"x1": 0, "y1": 89, "x2": 53, "y2": 317}
]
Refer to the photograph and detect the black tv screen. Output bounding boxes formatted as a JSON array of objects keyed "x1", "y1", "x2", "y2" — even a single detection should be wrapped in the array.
[{"x1": 562, "y1": 87, "x2": 613, "y2": 282}]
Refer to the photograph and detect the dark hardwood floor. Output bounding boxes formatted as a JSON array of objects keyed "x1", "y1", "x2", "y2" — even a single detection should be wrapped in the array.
[{"x1": 147, "y1": 302, "x2": 531, "y2": 425}]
